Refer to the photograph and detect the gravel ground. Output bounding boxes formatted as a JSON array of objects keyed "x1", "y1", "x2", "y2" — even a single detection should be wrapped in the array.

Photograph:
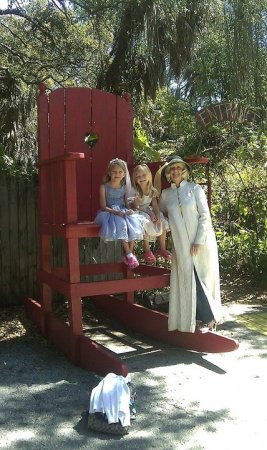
[{"x1": 0, "y1": 295, "x2": 266, "y2": 450}]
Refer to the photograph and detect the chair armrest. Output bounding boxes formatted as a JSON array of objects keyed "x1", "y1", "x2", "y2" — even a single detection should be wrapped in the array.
[{"x1": 39, "y1": 152, "x2": 84, "y2": 166}]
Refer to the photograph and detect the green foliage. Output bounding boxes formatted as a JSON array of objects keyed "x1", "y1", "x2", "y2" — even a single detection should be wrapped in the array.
[
  {"x1": 135, "y1": 93, "x2": 267, "y2": 283},
  {"x1": 0, "y1": 0, "x2": 266, "y2": 284},
  {"x1": 0, "y1": 143, "x2": 37, "y2": 177},
  {"x1": 217, "y1": 231, "x2": 267, "y2": 283},
  {"x1": 133, "y1": 119, "x2": 161, "y2": 163},
  {"x1": 134, "y1": 87, "x2": 197, "y2": 161},
  {"x1": 207, "y1": 123, "x2": 267, "y2": 283}
]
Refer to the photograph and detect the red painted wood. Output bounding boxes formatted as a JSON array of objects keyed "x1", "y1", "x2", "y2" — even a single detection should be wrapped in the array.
[
  {"x1": 39, "y1": 154, "x2": 84, "y2": 226},
  {"x1": 92, "y1": 296, "x2": 239, "y2": 353},
  {"x1": 70, "y1": 274, "x2": 170, "y2": 297},
  {"x1": 39, "y1": 169, "x2": 48, "y2": 223},
  {"x1": 183, "y1": 155, "x2": 210, "y2": 164},
  {"x1": 33, "y1": 87, "x2": 230, "y2": 377},
  {"x1": 65, "y1": 88, "x2": 93, "y2": 221},
  {"x1": 39, "y1": 270, "x2": 71, "y2": 296},
  {"x1": 40, "y1": 284, "x2": 52, "y2": 314},
  {"x1": 39, "y1": 233, "x2": 53, "y2": 312},
  {"x1": 64, "y1": 160, "x2": 78, "y2": 223},
  {"x1": 135, "y1": 264, "x2": 171, "y2": 276},
  {"x1": 38, "y1": 86, "x2": 50, "y2": 224},
  {"x1": 65, "y1": 238, "x2": 80, "y2": 283},
  {"x1": 39, "y1": 152, "x2": 85, "y2": 164},
  {"x1": 51, "y1": 162, "x2": 59, "y2": 223},
  {"x1": 40, "y1": 233, "x2": 51, "y2": 272},
  {"x1": 80, "y1": 262, "x2": 123, "y2": 276},
  {"x1": 24, "y1": 298, "x2": 128, "y2": 377},
  {"x1": 52, "y1": 262, "x2": 169, "y2": 279},
  {"x1": 51, "y1": 262, "x2": 169, "y2": 279},
  {"x1": 56, "y1": 161, "x2": 65, "y2": 223},
  {"x1": 24, "y1": 297, "x2": 46, "y2": 335},
  {"x1": 67, "y1": 295, "x2": 83, "y2": 335},
  {"x1": 46, "y1": 312, "x2": 79, "y2": 364},
  {"x1": 40, "y1": 222, "x2": 100, "y2": 238},
  {"x1": 90, "y1": 90, "x2": 117, "y2": 220},
  {"x1": 38, "y1": 85, "x2": 49, "y2": 162},
  {"x1": 65, "y1": 222, "x2": 99, "y2": 237},
  {"x1": 40, "y1": 268, "x2": 169, "y2": 298},
  {"x1": 49, "y1": 88, "x2": 65, "y2": 157},
  {"x1": 79, "y1": 335, "x2": 128, "y2": 377}
]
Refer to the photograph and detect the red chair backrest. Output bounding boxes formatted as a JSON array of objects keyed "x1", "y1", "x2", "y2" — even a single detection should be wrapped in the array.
[{"x1": 38, "y1": 86, "x2": 134, "y2": 221}]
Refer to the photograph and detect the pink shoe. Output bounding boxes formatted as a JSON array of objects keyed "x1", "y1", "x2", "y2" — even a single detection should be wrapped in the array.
[
  {"x1": 155, "y1": 249, "x2": 172, "y2": 261},
  {"x1": 122, "y1": 255, "x2": 139, "y2": 269},
  {"x1": 122, "y1": 256, "x2": 128, "y2": 265},
  {"x1": 143, "y1": 251, "x2": 156, "y2": 264},
  {"x1": 127, "y1": 255, "x2": 139, "y2": 269}
]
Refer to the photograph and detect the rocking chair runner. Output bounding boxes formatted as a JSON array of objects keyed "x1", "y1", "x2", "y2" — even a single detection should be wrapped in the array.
[{"x1": 24, "y1": 85, "x2": 238, "y2": 377}]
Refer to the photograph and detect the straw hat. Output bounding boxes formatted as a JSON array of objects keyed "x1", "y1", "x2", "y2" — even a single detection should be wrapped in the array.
[
  {"x1": 164, "y1": 156, "x2": 190, "y2": 174},
  {"x1": 154, "y1": 156, "x2": 190, "y2": 194}
]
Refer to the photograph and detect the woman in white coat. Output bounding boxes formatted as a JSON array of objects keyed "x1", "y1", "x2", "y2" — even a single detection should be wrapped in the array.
[{"x1": 157, "y1": 156, "x2": 222, "y2": 333}]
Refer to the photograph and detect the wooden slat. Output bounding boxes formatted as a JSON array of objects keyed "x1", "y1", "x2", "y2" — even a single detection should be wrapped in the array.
[
  {"x1": 64, "y1": 159, "x2": 78, "y2": 223},
  {"x1": 49, "y1": 88, "x2": 65, "y2": 157},
  {"x1": 65, "y1": 88, "x2": 93, "y2": 221},
  {"x1": 38, "y1": 84, "x2": 49, "y2": 161},
  {"x1": 90, "y1": 89, "x2": 117, "y2": 220},
  {"x1": 39, "y1": 270, "x2": 71, "y2": 296},
  {"x1": 0, "y1": 172, "x2": 11, "y2": 303},
  {"x1": 71, "y1": 273, "x2": 170, "y2": 297},
  {"x1": 39, "y1": 222, "x2": 100, "y2": 237},
  {"x1": 18, "y1": 177, "x2": 28, "y2": 297},
  {"x1": 92, "y1": 296, "x2": 239, "y2": 353},
  {"x1": 39, "y1": 167, "x2": 48, "y2": 223},
  {"x1": 8, "y1": 176, "x2": 20, "y2": 301}
]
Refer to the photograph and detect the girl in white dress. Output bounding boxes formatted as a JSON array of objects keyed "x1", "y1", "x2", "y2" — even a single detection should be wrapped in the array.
[
  {"x1": 132, "y1": 164, "x2": 171, "y2": 264},
  {"x1": 157, "y1": 156, "x2": 222, "y2": 332}
]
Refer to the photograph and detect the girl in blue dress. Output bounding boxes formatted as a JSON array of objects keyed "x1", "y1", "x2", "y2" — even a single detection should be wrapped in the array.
[{"x1": 94, "y1": 158, "x2": 143, "y2": 269}]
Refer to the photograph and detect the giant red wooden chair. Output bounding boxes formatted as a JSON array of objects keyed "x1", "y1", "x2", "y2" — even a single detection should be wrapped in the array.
[{"x1": 24, "y1": 85, "x2": 238, "y2": 377}]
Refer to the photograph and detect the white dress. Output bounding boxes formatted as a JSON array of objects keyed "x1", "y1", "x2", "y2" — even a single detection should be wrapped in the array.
[
  {"x1": 159, "y1": 180, "x2": 221, "y2": 332},
  {"x1": 138, "y1": 193, "x2": 169, "y2": 241}
]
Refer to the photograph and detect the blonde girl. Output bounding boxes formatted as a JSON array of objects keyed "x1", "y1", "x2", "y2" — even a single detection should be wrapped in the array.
[
  {"x1": 94, "y1": 158, "x2": 143, "y2": 269},
  {"x1": 132, "y1": 164, "x2": 171, "y2": 264}
]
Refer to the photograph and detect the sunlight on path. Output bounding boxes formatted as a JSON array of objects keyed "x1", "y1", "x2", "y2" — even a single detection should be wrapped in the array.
[{"x1": 235, "y1": 312, "x2": 267, "y2": 336}]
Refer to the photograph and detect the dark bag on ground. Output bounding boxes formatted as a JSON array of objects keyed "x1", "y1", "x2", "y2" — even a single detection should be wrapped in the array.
[{"x1": 87, "y1": 412, "x2": 129, "y2": 435}]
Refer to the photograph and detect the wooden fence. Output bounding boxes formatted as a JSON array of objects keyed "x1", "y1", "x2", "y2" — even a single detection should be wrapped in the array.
[
  {"x1": 0, "y1": 171, "x2": 39, "y2": 306},
  {"x1": 0, "y1": 171, "x2": 122, "y2": 307}
]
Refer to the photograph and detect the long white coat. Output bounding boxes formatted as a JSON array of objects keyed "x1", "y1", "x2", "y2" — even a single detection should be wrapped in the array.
[{"x1": 159, "y1": 180, "x2": 221, "y2": 332}]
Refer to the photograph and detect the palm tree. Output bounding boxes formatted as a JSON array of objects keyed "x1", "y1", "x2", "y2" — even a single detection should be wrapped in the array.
[{"x1": 98, "y1": 0, "x2": 215, "y2": 98}]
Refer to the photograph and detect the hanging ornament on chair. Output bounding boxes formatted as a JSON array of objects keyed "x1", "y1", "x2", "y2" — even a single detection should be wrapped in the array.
[{"x1": 84, "y1": 132, "x2": 99, "y2": 148}]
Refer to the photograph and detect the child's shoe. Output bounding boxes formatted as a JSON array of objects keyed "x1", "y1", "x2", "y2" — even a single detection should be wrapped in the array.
[
  {"x1": 155, "y1": 249, "x2": 172, "y2": 261},
  {"x1": 143, "y1": 250, "x2": 156, "y2": 264},
  {"x1": 122, "y1": 254, "x2": 139, "y2": 269},
  {"x1": 127, "y1": 255, "x2": 139, "y2": 269},
  {"x1": 122, "y1": 256, "x2": 128, "y2": 265}
]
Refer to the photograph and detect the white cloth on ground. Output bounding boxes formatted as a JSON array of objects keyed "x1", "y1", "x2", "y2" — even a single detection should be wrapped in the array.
[{"x1": 89, "y1": 373, "x2": 131, "y2": 427}]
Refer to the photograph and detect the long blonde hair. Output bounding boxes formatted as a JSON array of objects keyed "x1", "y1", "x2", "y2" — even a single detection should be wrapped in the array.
[
  {"x1": 132, "y1": 164, "x2": 158, "y2": 198},
  {"x1": 104, "y1": 158, "x2": 127, "y2": 186}
]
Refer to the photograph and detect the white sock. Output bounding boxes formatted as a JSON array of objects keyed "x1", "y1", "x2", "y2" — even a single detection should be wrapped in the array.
[{"x1": 126, "y1": 253, "x2": 134, "y2": 259}]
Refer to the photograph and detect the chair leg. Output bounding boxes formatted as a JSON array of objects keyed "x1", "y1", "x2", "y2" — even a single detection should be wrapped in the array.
[
  {"x1": 68, "y1": 295, "x2": 83, "y2": 336},
  {"x1": 64, "y1": 238, "x2": 83, "y2": 336}
]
